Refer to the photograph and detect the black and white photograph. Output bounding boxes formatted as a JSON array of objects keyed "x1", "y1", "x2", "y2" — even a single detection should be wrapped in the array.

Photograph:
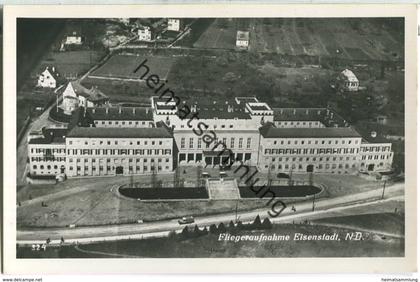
[{"x1": 2, "y1": 4, "x2": 417, "y2": 274}]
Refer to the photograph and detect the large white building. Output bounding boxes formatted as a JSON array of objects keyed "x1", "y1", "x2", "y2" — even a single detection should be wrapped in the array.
[{"x1": 27, "y1": 97, "x2": 395, "y2": 179}]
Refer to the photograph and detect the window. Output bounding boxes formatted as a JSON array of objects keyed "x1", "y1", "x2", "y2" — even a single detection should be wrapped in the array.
[
  {"x1": 198, "y1": 138, "x2": 202, "y2": 149},
  {"x1": 247, "y1": 138, "x2": 251, "y2": 149},
  {"x1": 239, "y1": 138, "x2": 243, "y2": 149},
  {"x1": 33, "y1": 165, "x2": 37, "y2": 169},
  {"x1": 189, "y1": 138, "x2": 194, "y2": 149},
  {"x1": 230, "y1": 138, "x2": 235, "y2": 148},
  {"x1": 181, "y1": 138, "x2": 185, "y2": 149}
]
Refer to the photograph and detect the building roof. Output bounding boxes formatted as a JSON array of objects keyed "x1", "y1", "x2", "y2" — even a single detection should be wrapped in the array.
[
  {"x1": 29, "y1": 128, "x2": 68, "y2": 145},
  {"x1": 259, "y1": 123, "x2": 361, "y2": 139},
  {"x1": 87, "y1": 107, "x2": 153, "y2": 121},
  {"x1": 273, "y1": 108, "x2": 348, "y2": 127},
  {"x1": 67, "y1": 126, "x2": 173, "y2": 139},
  {"x1": 191, "y1": 107, "x2": 251, "y2": 120},
  {"x1": 273, "y1": 108, "x2": 327, "y2": 122},
  {"x1": 341, "y1": 69, "x2": 358, "y2": 82},
  {"x1": 237, "y1": 31, "x2": 249, "y2": 41},
  {"x1": 64, "y1": 82, "x2": 109, "y2": 103},
  {"x1": 249, "y1": 104, "x2": 270, "y2": 111}
]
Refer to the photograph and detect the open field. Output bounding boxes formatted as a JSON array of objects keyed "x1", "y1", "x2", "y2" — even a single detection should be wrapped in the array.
[
  {"x1": 314, "y1": 213, "x2": 404, "y2": 236},
  {"x1": 89, "y1": 54, "x2": 175, "y2": 80},
  {"x1": 193, "y1": 18, "x2": 239, "y2": 49},
  {"x1": 17, "y1": 222, "x2": 404, "y2": 258},
  {"x1": 249, "y1": 18, "x2": 403, "y2": 61},
  {"x1": 32, "y1": 50, "x2": 106, "y2": 80}
]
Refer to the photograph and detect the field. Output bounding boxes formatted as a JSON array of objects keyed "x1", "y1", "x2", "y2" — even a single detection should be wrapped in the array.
[
  {"x1": 193, "y1": 18, "x2": 238, "y2": 49},
  {"x1": 251, "y1": 18, "x2": 403, "y2": 61},
  {"x1": 28, "y1": 50, "x2": 106, "y2": 82},
  {"x1": 194, "y1": 18, "x2": 403, "y2": 62},
  {"x1": 314, "y1": 213, "x2": 404, "y2": 236},
  {"x1": 89, "y1": 54, "x2": 175, "y2": 80},
  {"x1": 17, "y1": 223, "x2": 404, "y2": 258}
]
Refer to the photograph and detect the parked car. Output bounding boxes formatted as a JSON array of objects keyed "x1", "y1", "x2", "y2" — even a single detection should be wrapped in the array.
[{"x1": 178, "y1": 216, "x2": 194, "y2": 225}]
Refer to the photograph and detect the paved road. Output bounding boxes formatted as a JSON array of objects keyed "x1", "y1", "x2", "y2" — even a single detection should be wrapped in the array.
[{"x1": 17, "y1": 183, "x2": 404, "y2": 245}]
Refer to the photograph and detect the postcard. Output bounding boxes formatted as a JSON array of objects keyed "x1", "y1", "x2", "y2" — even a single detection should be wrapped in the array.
[{"x1": 2, "y1": 4, "x2": 417, "y2": 274}]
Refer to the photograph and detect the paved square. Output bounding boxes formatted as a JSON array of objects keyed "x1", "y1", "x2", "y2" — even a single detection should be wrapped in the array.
[{"x1": 207, "y1": 178, "x2": 240, "y2": 200}]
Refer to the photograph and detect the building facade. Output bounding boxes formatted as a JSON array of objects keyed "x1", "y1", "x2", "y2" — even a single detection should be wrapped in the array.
[
  {"x1": 65, "y1": 126, "x2": 174, "y2": 177},
  {"x1": 27, "y1": 96, "x2": 395, "y2": 178}
]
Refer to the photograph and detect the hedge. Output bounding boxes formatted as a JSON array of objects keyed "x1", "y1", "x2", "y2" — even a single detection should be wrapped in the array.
[
  {"x1": 119, "y1": 187, "x2": 209, "y2": 200},
  {"x1": 239, "y1": 185, "x2": 321, "y2": 198}
]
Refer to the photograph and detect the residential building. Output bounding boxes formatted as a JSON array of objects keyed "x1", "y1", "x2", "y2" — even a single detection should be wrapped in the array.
[
  {"x1": 37, "y1": 66, "x2": 63, "y2": 88},
  {"x1": 138, "y1": 26, "x2": 152, "y2": 42},
  {"x1": 61, "y1": 82, "x2": 109, "y2": 114},
  {"x1": 236, "y1": 31, "x2": 249, "y2": 50},
  {"x1": 337, "y1": 69, "x2": 359, "y2": 92},
  {"x1": 167, "y1": 19, "x2": 181, "y2": 32}
]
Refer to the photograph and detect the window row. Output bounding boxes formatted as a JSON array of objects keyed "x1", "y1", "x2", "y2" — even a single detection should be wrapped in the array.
[
  {"x1": 264, "y1": 147, "x2": 359, "y2": 155},
  {"x1": 31, "y1": 157, "x2": 66, "y2": 162},
  {"x1": 30, "y1": 148, "x2": 65, "y2": 154},
  {"x1": 94, "y1": 120, "x2": 150, "y2": 126},
  {"x1": 68, "y1": 140, "x2": 166, "y2": 146},
  {"x1": 268, "y1": 156, "x2": 358, "y2": 162},
  {"x1": 69, "y1": 165, "x2": 170, "y2": 172},
  {"x1": 180, "y1": 137, "x2": 252, "y2": 150},
  {"x1": 69, "y1": 158, "x2": 171, "y2": 163},
  {"x1": 271, "y1": 139, "x2": 359, "y2": 146},
  {"x1": 67, "y1": 149, "x2": 172, "y2": 156}
]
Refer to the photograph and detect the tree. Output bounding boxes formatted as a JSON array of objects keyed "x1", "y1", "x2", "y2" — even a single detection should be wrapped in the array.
[
  {"x1": 218, "y1": 222, "x2": 227, "y2": 233},
  {"x1": 262, "y1": 218, "x2": 273, "y2": 229},
  {"x1": 253, "y1": 215, "x2": 262, "y2": 228},
  {"x1": 181, "y1": 226, "x2": 190, "y2": 238},
  {"x1": 209, "y1": 224, "x2": 218, "y2": 234},
  {"x1": 229, "y1": 220, "x2": 235, "y2": 230}
]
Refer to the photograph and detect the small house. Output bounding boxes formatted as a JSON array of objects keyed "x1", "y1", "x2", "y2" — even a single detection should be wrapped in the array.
[
  {"x1": 167, "y1": 19, "x2": 181, "y2": 32},
  {"x1": 65, "y1": 30, "x2": 82, "y2": 45},
  {"x1": 37, "y1": 66, "x2": 62, "y2": 88},
  {"x1": 337, "y1": 69, "x2": 359, "y2": 92},
  {"x1": 61, "y1": 81, "x2": 109, "y2": 114},
  {"x1": 138, "y1": 26, "x2": 152, "y2": 42},
  {"x1": 236, "y1": 31, "x2": 249, "y2": 50}
]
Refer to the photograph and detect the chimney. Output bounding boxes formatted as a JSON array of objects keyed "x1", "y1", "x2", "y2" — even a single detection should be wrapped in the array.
[
  {"x1": 92, "y1": 108, "x2": 95, "y2": 113},
  {"x1": 371, "y1": 131, "x2": 377, "y2": 138},
  {"x1": 52, "y1": 66, "x2": 55, "y2": 72},
  {"x1": 146, "y1": 108, "x2": 149, "y2": 114},
  {"x1": 305, "y1": 109, "x2": 309, "y2": 115},
  {"x1": 293, "y1": 109, "x2": 296, "y2": 115},
  {"x1": 119, "y1": 107, "x2": 122, "y2": 114},
  {"x1": 280, "y1": 109, "x2": 283, "y2": 114},
  {"x1": 133, "y1": 108, "x2": 136, "y2": 114},
  {"x1": 106, "y1": 108, "x2": 109, "y2": 114}
]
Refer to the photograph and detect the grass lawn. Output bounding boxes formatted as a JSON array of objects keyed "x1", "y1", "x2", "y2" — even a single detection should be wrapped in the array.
[
  {"x1": 313, "y1": 213, "x2": 404, "y2": 236},
  {"x1": 89, "y1": 54, "x2": 175, "y2": 80},
  {"x1": 248, "y1": 18, "x2": 403, "y2": 61},
  {"x1": 17, "y1": 223, "x2": 404, "y2": 258},
  {"x1": 34, "y1": 50, "x2": 106, "y2": 79}
]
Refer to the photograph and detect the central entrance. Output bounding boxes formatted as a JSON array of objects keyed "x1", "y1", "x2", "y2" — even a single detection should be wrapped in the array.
[
  {"x1": 116, "y1": 166, "x2": 124, "y2": 175},
  {"x1": 306, "y1": 164, "x2": 314, "y2": 173}
]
